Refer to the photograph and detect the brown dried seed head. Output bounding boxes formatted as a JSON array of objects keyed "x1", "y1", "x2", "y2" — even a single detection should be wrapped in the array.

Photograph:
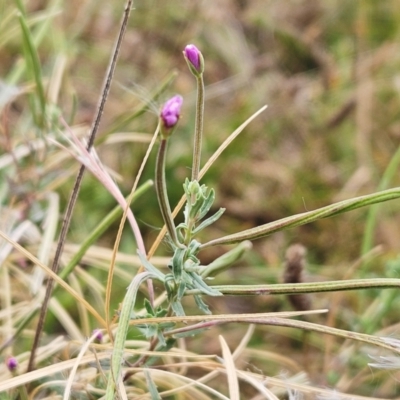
[
  {"x1": 284, "y1": 244, "x2": 307, "y2": 284},
  {"x1": 283, "y1": 244, "x2": 311, "y2": 311}
]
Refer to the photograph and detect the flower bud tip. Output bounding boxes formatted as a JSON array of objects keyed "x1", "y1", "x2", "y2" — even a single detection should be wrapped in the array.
[
  {"x1": 160, "y1": 95, "x2": 183, "y2": 136},
  {"x1": 6, "y1": 356, "x2": 18, "y2": 371},
  {"x1": 183, "y1": 44, "x2": 204, "y2": 76},
  {"x1": 92, "y1": 329, "x2": 103, "y2": 343}
]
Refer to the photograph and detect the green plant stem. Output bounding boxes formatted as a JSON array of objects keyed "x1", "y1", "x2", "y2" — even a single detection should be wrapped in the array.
[
  {"x1": 191, "y1": 74, "x2": 205, "y2": 182},
  {"x1": 155, "y1": 138, "x2": 183, "y2": 248},
  {"x1": 185, "y1": 278, "x2": 400, "y2": 296},
  {"x1": 201, "y1": 186, "x2": 400, "y2": 248}
]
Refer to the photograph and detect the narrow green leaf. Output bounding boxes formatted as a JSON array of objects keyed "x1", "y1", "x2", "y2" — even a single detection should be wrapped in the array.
[
  {"x1": 171, "y1": 247, "x2": 185, "y2": 281},
  {"x1": 201, "y1": 241, "x2": 252, "y2": 278},
  {"x1": 105, "y1": 271, "x2": 156, "y2": 399},
  {"x1": 18, "y1": 12, "x2": 46, "y2": 125},
  {"x1": 192, "y1": 207, "x2": 225, "y2": 235},
  {"x1": 144, "y1": 298, "x2": 154, "y2": 315},
  {"x1": 201, "y1": 187, "x2": 400, "y2": 248},
  {"x1": 138, "y1": 250, "x2": 166, "y2": 281},
  {"x1": 171, "y1": 301, "x2": 185, "y2": 316},
  {"x1": 194, "y1": 294, "x2": 212, "y2": 314},
  {"x1": 198, "y1": 188, "x2": 216, "y2": 220},
  {"x1": 189, "y1": 271, "x2": 222, "y2": 296},
  {"x1": 144, "y1": 369, "x2": 162, "y2": 400},
  {"x1": 185, "y1": 278, "x2": 400, "y2": 296}
]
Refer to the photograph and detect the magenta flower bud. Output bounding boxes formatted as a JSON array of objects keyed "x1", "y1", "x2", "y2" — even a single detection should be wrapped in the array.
[
  {"x1": 92, "y1": 329, "x2": 103, "y2": 343},
  {"x1": 6, "y1": 356, "x2": 18, "y2": 371},
  {"x1": 183, "y1": 44, "x2": 204, "y2": 76},
  {"x1": 160, "y1": 95, "x2": 183, "y2": 137}
]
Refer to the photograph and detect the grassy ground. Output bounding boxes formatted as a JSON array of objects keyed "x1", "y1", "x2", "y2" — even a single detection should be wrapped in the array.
[{"x1": 1, "y1": 0, "x2": 400, "y2": 398}]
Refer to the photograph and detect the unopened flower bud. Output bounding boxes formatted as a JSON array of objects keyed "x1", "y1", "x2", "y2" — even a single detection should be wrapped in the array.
[
  {"x1": 92, "y1": 329, "x2": 103, "y2": 343},
  {"x1": 160, "y1": 95, "x2": 183, "y2": 138},
  {"x1": 6, "y1": 356, "x2": 18, "y2": 371},
  {"x1": 183, "y1": 44, "x2": 204, "y2": 76}
]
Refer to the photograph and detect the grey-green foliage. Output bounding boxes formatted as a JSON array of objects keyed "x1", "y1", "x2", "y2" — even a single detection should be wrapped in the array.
[
  {"x1": 142, "y1": 178, "x2": 225, "y2": 316},
  {"x1": 134, "y1": 299, "x2": 175, "y2": 346}
]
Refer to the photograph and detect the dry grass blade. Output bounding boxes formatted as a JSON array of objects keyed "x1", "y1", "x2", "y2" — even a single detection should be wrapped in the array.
[
  {"x1": 30, "y1": 192, "x2": 59, "y2": 294},
  {"x1": 106, "y1": 123, "x2": 160, "y2": 327},
  {"x1": 236, "y1": 370, "x2": 280, "y2": 400},
  {"x1": 219, "y1": 335, "x2": 240, "y2": 400},
  {"x1": 63, "y1": 331, "x2": 103, "y2": 400},
  {"x1": 239, "y1": 369, "x2": 387, "y2": 400},
  {"x1": 127, "y1": 309, "x2": 328, "y2": 329},
  {"x1": 137, "y1": 369, "x2": 231, "y2": 400},
  {"x1": 0, "y1": 352, "x2": 111, "y2": 392},
  {"x1": 0, "y1": 229, "x2": 106, "y2": 327}
]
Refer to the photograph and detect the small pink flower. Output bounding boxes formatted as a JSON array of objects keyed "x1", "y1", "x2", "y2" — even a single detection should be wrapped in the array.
[{"x1": 160, "y1": 95, "x2": 183, "y2": 129}]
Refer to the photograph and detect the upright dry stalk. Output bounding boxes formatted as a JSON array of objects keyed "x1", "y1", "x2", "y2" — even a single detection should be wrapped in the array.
[{"x1": 27, "y1": 0, "x2": 135, "y2": 372}]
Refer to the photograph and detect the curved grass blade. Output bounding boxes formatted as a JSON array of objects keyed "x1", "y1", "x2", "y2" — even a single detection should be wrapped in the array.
[
  {"x1": 17, "y1": 11, "x2": 46, "y2": 126},
  {"x1": 186, "y1": 278, "x2": 400, "y2": 296},
  {"x1": 105, "y1": 271, "x2": 156, "y2": 399},
  {"x1": 201, "y1": 187, "x2": 400, "y2": 248}
]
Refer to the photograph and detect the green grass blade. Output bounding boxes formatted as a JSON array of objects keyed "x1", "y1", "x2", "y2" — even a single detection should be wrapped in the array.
[
  {"x1": 253, "y1": 317, "x2": 400, "y2": 354},
  {"x1": 105, "y1": 271, "x2": 156, "y2": 399},
  {"x1": 361, "y1": 145, "x2": 400, "y2": 257},
  {"x1": 186, "y1": 278, "x2": 400, "y2": 296},
  {"x1": 7, "y1": 8, "x2": 57, "y2": 85},
  {"x1": 58, "y1": 179, "x2": 153, "y2": 283},
  {"x1": 144, "y1": 369, "x2": 162, "y2": 400},
  {"x1": 17, "y1": 11, "x2": 46, "y2": 125},
  {"x1": 201, "y1": 187, "x2": 400, "y2": 248}
]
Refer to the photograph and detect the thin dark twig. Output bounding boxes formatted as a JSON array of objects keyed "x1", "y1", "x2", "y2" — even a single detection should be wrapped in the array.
[{"x1": 27, "y1": 0, "x2": 134, "y2": 372}]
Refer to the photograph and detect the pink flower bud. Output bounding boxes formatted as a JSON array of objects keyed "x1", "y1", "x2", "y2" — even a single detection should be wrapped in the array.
[
  {"x1": 183, "y1": 44, "x2": 204, "y2": 76},
  {"x1": 6, "y1": 356, "x2": 18, "y2": 371},
  {"x1": 160, "y1": 95, "x2": 183, "y2": 135},
  {"x1": 92, "y1": 329, "x2": 103, "y2": 343}
]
